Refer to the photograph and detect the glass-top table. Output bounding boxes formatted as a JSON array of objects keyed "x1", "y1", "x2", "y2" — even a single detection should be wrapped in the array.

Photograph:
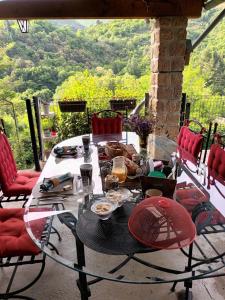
[{"x1": 24, "y1": 132, "x2": 225, "y2": 300}]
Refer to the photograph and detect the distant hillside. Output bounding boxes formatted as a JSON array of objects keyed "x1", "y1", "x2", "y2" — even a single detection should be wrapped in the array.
[
  {"x1": 50, "y1": 20, "x2": 84, "y2": 30},
  {"x1": 0, "y1": 6, "x2": 224, "y2": 101}
]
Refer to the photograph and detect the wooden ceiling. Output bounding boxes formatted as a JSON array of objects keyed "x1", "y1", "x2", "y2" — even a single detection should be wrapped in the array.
[{"x1": 0, "y1": 0, "x2": 204, "y2": 19}]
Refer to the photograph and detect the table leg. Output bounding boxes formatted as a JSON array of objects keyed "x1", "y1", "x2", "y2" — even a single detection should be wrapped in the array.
[
  {"x1": 75, "y1": 236, "x2": 91, "y2": 300},
  {"x1": 184, "y1": 243, "x2": 193, "y2": 300}
]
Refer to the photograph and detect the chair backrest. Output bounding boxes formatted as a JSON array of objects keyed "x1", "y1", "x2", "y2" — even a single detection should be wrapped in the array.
[
  {"x1": 91, "y1": 110, "x2": 123, "y2": 135},
  {"x1": 177, "y1": 125, "x2": 203, "y2": 162},
  {"x1": 0, "y1": 132, "x2": 17, "y2": 193},
  {"x1": 207, "y1": 141, "x2": 225, "y2": 183}
]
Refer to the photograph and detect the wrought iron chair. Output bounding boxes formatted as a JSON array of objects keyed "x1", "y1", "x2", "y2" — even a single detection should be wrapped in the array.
[
  {"x1": 171, "y1": 134, "x2": 225, "y2": 298},
  {"x1": 0, "y1": 207, "x2": 56, "y2": 299},
  {"x1": 177, "y1": 119, "x2": 212, "y2": 165},
  {"x1": 0, "y1": 131, "x2": 40, "y2": 207}
]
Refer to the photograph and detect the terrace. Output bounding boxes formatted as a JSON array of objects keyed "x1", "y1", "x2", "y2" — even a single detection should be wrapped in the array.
[{"x1": 0, "y1": 1, "x2": 225, "y2": 300}]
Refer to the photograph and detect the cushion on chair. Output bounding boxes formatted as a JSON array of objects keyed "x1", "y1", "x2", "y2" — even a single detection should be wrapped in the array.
[
  {"x1": 177, "y1": 126, "x2": 203, "y2": 159},
  {"x1": 92, "y1": 114, "x2": 122, "y2": 135},
  {"x1": 0, "y1": 132, "x2": 40, "y2": 196},
  {"x1": 176, "y1": 183, "x2": 208, "y2": 212},
  {"x1": 207, "y1": 144, "x2": 225, "y2": 181},
  {"x1": 3, "y1": 172, "x2": 40, "y2": 197},
  {"x1": 0, "y1": 208, "x2": 47, "y2": 258},
  {"x1": 0, "y1": 132, "x2": 17, "y2": 193}
]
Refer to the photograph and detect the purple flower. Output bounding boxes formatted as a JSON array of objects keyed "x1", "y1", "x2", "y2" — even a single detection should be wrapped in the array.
[{"x1": 125, "y1": 114, "x2": 155, "y2": 137}]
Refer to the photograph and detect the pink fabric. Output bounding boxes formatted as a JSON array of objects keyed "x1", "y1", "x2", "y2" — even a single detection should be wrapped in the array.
[{"x1": 177, "y1": 126, "x2": 203, "y2": 160}]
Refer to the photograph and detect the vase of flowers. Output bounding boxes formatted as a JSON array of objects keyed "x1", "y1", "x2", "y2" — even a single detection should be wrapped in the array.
[{"x1": 125, "y1": 114, "x2": 155, "y2": 149}]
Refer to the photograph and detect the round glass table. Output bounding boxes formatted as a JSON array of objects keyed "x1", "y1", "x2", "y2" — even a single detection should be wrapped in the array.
[{"x1": 24, "y1": 132, "x2": 225, "y2": 300}]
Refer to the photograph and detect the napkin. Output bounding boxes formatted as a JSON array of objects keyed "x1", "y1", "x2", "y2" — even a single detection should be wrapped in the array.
[{"x1": 40, "y1": 172, "x2": 73, "y2": 192}]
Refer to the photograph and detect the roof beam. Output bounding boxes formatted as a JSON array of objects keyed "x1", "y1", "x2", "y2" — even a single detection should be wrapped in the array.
[{"x1": 0, "y1": 0, "x2": 203, "y2": 19}]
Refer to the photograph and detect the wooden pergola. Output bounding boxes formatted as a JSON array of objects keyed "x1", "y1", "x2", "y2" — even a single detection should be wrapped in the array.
[{"x1": 0, "y1": 0, "x2": 208, "y2": 19}]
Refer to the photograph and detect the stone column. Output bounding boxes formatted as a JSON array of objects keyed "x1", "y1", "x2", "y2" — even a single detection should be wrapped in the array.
[{"x1": 150, "y1": 17, "x2": 188, "y2": 140}]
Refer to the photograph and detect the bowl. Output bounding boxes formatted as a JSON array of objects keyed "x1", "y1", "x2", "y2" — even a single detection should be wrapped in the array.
[
  {"x1": 91, "y1": 199, "x2": 117, "y2": 220},
  {"x1": 106, "y1": 188, "x2": 132, "y2": 207},
  {"x1": 145, "y1": 188, "x2": 163, "y2": 198}
]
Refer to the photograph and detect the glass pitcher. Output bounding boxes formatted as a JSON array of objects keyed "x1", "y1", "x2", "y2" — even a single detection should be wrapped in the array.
[{"x1": 111, "y1": 156, "x2": 127, "y2": 183}]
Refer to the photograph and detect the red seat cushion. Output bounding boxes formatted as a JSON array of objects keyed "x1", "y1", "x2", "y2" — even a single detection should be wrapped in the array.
[
  {"x1": 0, "y1": 208, "x2": 47, "y2": 258},
  {"x1": 176, "y1": 187, "x2": 208, "y2": 212},
  {"x1": 177, "y1": 126, "x2": 203, "y2": 160},
  {"x1": 208, "y1": 144, "x2": 225, "y2": 183},
  {"x1": 3, "y1": 171, "x2": 40, "y2": 197},
  {"x1": 92, "y1": 114, "x2": 122, "y2": 135}
]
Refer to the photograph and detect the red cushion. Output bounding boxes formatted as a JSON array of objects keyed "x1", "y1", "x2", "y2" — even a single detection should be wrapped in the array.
[
  {"x1": 0, "y1": 208, "x2": 47, "y2": 258},
  {"x1": 176, "y1": 183, "x2": 208, "y2": 212},
  {"x1": 208, "y1": 144, "x2": 225, "y2": 182},
  {"x1": 177, "y1": 126, "x2": 203, "y2": 159},
  {"x1": 0, "y1": 132, "x2": 17, "y2": 193},
  {"x1": 3, "y1": 170, "x2": 40, "y2": 197},
  {"x1": 92, "y1": 114, "x2": 122, "y2": 135},
  {"x1": 195, "y1": 210, "x2": 225, "y2": 228}
]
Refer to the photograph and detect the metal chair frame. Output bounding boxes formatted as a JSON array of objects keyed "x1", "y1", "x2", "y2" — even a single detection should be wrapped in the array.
[{"x1": 0, "y1": 203, "x2": 62, "y2": 299}]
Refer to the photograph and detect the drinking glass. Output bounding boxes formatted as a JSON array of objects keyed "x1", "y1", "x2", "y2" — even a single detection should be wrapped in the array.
[
  {"x1": 111, "y1": 156, "x2": 127, "y2": 183},
  {"x1": 82, "y1": 135, "x2": 90, "y2": 152},
  {"x1": 80, "y1": 163, "x2": 93, "y2": 185}
]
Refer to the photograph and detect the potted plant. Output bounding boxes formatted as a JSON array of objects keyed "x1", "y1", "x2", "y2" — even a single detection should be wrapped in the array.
[
  {"x1": 110, "y1": 99, "x2": 136, "y2": 111},
  {"x1": 58, "y1": 99, "x2": 87, "y2": 113},
  {"x1": 41, "y1": 99, "x2": 52, "y2": 115},
  {"x1": 42, "y1": 119, "x2": 52, "y2": 137},
  {"x1": 44, "y1": 139, "x2": 55, "y2": 160}
]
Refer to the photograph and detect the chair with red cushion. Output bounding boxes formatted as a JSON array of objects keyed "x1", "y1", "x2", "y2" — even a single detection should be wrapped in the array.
[
  {"x1": 91, "y1": 110, "x2": 123, "y2": 135},
  {"x1": 0, "y1": 207, "x2": 49, "y2": 298},
  {"x1": 0, "y1": 131, "x2": 40, "y2": 206},
  {"x1": 177, "y1": 119, "x2": 211, "y2": 165},
  {"x1": 207, "y1": 133, "x2": 225, "y2": 187}
]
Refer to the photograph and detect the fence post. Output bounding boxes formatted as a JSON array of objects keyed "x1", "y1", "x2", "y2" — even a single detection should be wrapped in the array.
[
  {"x1": 144, "y1": 93, "x2": 150, "y2": 116},
  {"x1": 26, "y1": 99, "x2": 41, "y2": 171},
  {"x1": 0, "y1": 118, "x2": 6, "y2": 135},
  {"x1": 33, "y1": 97, "x2": 44, "y2": 161},
  {"x1": 185, "y1": 102, "x2": 191, "y2": 121},
  {"x1": 179, "y1": 93, "x2": 186, "y2": 129}
]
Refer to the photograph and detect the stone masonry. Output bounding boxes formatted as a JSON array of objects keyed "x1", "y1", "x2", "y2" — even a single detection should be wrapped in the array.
[{"x1": 150, "y1": 17, "x2": 188, "y2": 140}]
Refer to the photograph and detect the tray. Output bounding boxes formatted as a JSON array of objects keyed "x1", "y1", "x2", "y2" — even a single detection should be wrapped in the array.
[{"x1": 52, "y1": 145, "x2": 84, "y2": 158}]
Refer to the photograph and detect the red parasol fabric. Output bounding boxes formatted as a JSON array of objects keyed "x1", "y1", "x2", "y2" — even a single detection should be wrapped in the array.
[{"x1": 128, "y1": 197, "x2": 196, "y2": 250}]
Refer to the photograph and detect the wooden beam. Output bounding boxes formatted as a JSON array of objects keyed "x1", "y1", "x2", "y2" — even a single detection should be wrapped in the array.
[{"x1": 0, "y1": 0, "x2": 203, "y2": 19}]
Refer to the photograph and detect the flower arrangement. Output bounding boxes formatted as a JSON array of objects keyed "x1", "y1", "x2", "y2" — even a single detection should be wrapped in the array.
[
  {"x1": 125, "y1": 114, "x2": 155, "y2": 138},
  {"x1": 125, "y1": 114, "x2": 155, "y2": 148}
]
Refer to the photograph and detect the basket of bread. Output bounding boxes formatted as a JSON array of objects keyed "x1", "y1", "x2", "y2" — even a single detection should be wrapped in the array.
[{"x1": 105, "y1": 142, "x2": 126, "y2": 158}]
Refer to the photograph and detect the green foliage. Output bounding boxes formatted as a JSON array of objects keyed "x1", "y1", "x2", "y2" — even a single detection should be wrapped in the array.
[{"x1": 0, "y1": 8, "x2": 224, "y2": 168}]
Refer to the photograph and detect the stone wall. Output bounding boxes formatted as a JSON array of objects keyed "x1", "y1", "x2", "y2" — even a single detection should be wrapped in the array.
[{"x1": 150, "y1": 17, "x2": 188, "y2": 140}]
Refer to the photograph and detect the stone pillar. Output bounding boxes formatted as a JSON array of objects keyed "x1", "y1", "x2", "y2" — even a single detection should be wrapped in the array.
[{"x1": 150, "y1": 17, "x2": 188, "y2": 140}]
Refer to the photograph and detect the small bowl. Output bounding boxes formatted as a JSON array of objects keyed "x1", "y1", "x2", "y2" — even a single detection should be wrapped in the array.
[
  {"x1": 91, "y1": 199, "x2": 117, "y2": 220},
  {"x1": 106, "y1": 188, "x2": 132, "y2": 207},
  {"x1": 145, "y1": 189, "x2": 163, "y2": 198}
]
